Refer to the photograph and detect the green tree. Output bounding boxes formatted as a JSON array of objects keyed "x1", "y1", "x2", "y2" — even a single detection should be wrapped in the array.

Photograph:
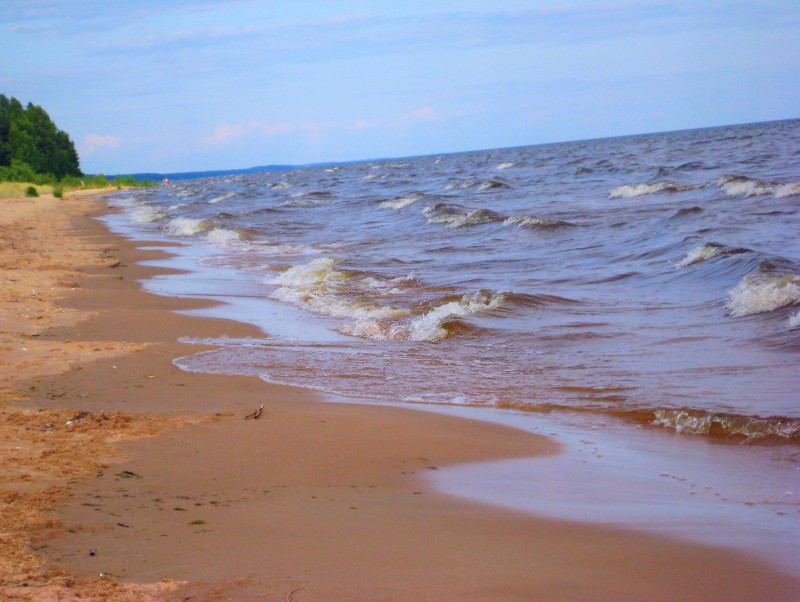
[{"x1": 0, "y1": 94, "x2": 81, "y2": 179}]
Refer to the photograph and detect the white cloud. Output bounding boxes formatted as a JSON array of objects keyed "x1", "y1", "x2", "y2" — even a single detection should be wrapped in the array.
[
  {"x1": 207, "y1": 123, "x2": 245, "y2": 146},
  {"x1": 82, "y1": 133, "x2": 122, "y2": 156},
  {"x1": 410, "y1": 106, "x2": 440, "y2": 122}
]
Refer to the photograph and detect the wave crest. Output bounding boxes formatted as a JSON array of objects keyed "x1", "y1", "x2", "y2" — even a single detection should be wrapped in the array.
[
  {"x1": 651, "y1": 409, "x2": 800, "y2": 441},
  {"x1": 206, "y1": 228, "x2": 241, "y2": 243},
  {"x1": 339, "y1": 290, "x2": 508, "y2": 343},
  {"x1": 609, "y1": 182, "x2": 702, "y2": 198},
  {"x1": 423, "y1": 203, "x2": 504, "y2": 228},
  {"x1": 268, "y1": 257, "x2": 411, "y2": 322},
  {"x1": 163, "y1": 217, "x2": 208, "y2": 236},
  {"x1": 726, "y1": 271, "x2": 800, "y2": 317},
  {"x1": 380, "y1": 192, "x2": 426, "y2": 209},
  {"x1": 503, "y1": 215, "x2": 575, "y2": 229},
  {"x1": 676, "y1": 242, "x2": 750, "y2": 268},
  {"x1": 717, "y1": 175, "x2": 800, "y2": 198}
]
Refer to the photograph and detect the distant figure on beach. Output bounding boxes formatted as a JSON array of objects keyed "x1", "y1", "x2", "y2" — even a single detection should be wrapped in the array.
[{"x1": 163, "y1": 177, "x2": 170, "y2": 185}]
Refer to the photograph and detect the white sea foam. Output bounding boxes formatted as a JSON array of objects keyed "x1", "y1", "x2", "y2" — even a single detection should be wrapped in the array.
[
  {"x1": 339, "y1": 290, "x2": 507, "y2": 343},
  {"x1": 676, "y1": 244, "x2": 725, "y2": 268},
  {"x1": 444, "y1": 181, "x2": 476, "y2": 190},
  {"x1": 503, "y1": 215, "x2": 573, "y2": 229},
  {"x1": 380, "y1": 193, "x2": 424, "y2": 209},
  {"x1": 496, "y1": 162, "x2": 515, "y2": 170},
  {"x1": 651, "y1": 409, "x2": 800, "y2": 440},
  {"x1": 113, "y1": 196, "x2": 138, "y2": 208},
  {"x1": 208, "y1": 192, "x2": 236, "y2": 204},
  {"x1": 725, "y1": 272, "x2": 800, "y2": 317},
  {"x1": 130, "y1": 206, "x2": 165, "y2": 223},
  {"x1": 609, "y1": 182, "x2": 694, "y2": 198},
  {"x1": 790, "y1": 312, "x2": 800, "y2": 328},
  {"x1": 163, "y1": 217, "x2": 207, "y2": 236},
  {"x1": 774, "y1": 183, "x2": 800, "y2": 198},
  {"x1": 253, "y1": 242, "x2": 322, "y2": 256},
  {"x1": 206, "y1": 228, "x2": 241, "y2": 243},
  {"x1": 279, "y1": 195, "x2": 332, "y2": 207},
  {"x1": 717, "y1": 176, "x2": 773, "y2": 197},
  {"x1": 423, "y1": 205, "x2": 504, "y2": 228},
  {"x1": 268, "y1": 258, "x2": 409, "y2": 322}
]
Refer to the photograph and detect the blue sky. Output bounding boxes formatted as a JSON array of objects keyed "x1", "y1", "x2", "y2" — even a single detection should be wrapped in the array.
[{"x1": 1, "y1": 1, "x2": 798, "y2": 174}]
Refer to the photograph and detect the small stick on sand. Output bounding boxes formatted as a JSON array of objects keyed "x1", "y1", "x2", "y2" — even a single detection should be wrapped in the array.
[
  {"x1": 244, "y1": 404, "x2": 264, "y2": 420},
  {"x1": 287, "y1": 586, "x2": 305, "y2": 601}
]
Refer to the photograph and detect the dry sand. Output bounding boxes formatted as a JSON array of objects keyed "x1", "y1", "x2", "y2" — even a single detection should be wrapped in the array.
[{"x1": 0, "y1": 190, "x2": 798, "y2": 601}]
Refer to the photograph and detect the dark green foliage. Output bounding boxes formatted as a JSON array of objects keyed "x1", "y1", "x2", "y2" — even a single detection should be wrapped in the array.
[
  {"x1": 25, "y1": 185, "x2": 38, "y2": 197},
  {"x1": 53, "y1": 187, "x2": 63, "y2": 198},
  {"x1": 0, "y1": 94, "x2": 82, "y2": 180}
]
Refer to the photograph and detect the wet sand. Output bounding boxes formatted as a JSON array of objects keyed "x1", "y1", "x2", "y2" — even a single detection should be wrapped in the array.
[{"x1": 1, "y1": 191, "x2": 798, "y2": 600}]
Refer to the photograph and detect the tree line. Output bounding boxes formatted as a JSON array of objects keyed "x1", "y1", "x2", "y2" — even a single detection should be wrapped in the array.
[{"x1": 0, "y1": 94, "x2": 82, "y2": 181}]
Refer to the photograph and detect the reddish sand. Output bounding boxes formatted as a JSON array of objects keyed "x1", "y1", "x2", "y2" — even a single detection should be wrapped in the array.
[{"x1": 1, "y1": 191, "x2": 798, "y2": 600}]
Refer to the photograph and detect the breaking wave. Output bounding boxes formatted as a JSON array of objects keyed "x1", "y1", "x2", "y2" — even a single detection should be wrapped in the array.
[
  {"x1": 130, "y1": 206, "x2": 165, "y2": 223},
  {"x1": 609, "y1": 182, "x2": 703, "y2": 198},
  {"x1": 717, "y1": 175, "x2": 800, "y2": 198},
  {"x1": 610, "y1": 175, "x2": 800, "y2": 200},
  {"x1": 444, "y1": 179, "x2": 511, "y2": 191},
  {"x1": 503, "y1": 215, "x2": 576, "y2": 229},
  {"x1": 208, "y1": 192, "x2": 236, "y2": 204},
  {"x1": 423, "y1": 204, "x2": 572, "y2": 230},
  {"x1": 423, "y1": 203, "x2": 505, "y2": 228},
  {"x1": 726, "y1": 271, "x2": 800, "y2": 317},
  {"x1": 206, "y1": 228, "x2": 241, "y2": 243},
  {"x1": 495, "y1": 401, "x2": 800, "y2": 442},
  {"x1": 267, "y1": 258, "x2": 510, "y2": 343},
  {"x1": 380, "y1": 192, "x2": 427, "y2": 209},
  {"x1": 338, "y1": 290, "x2": 508, "y2": 343},
  {"x1": 675, "y1": 242, "x2": 750, "y2": 268},
  {"x1": 650, "y1": 408, "x2": 800, "y2": 440},
  {"x1": 163, "y1": 217, "x2": 208, "y2": 236},
  {"x1": 267, "y1": 257, "x2": 411, "y2": 322}
]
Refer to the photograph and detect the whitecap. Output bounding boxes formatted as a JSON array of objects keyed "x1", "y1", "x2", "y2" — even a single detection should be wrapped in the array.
[
  {"x1": 208, "y1": 192, "x2": 236, "y2": 204},
  {"x1": 717, "y1": 175, "x2": 773, "y2": 197},
  {"x1": 130, "y1": 206, "x2": 165, "y2": 223},
  {"x1": 652, "y1": 409, "x2": 800, "y2": 440},
  {"x1": 339, "y1": 290, "x2": 507, "y2": 343},
  {"x1": 676, "y1": 243, "x2": 725, "y2": 268},
  {"x1": 206, "y1": 228, "x2": 241, "y2": 243},
  {"x1": 774, "y1": 183, "x2": 800, "y2": 198},
  {"x1": 725, "y1": 272, "x2": 800, "y2": 317},
  {"x1": 163, "y1": 217, "x2": 207, "y2": 236},
  {"x1": 380, "y1": 193, "x2": 425, "y2": 209},
  {"x1": 423, "y1": 204, "x2": 504, "y2": 228},
  {"x1": 268, "y1": 258, "x2": 409, "y2": 323},
  {"x1": 609, "y1": 182, "x2": 696, "y2": 199},
  {"x1": 496, "y1": 162, "x2": 515, "y2": 170},
  {"x1": 503, "y1": 215, "x2": 574, "y2": 229}
]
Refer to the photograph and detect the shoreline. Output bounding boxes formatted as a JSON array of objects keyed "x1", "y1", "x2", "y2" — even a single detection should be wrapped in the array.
[{"x1": 1, "y1": 192, "x2": 798, "y2": 600}]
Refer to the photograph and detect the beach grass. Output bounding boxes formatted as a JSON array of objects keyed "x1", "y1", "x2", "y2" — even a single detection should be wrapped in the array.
[{"x1": 0, "y1": 182, "x2": 52, "y2": 199}]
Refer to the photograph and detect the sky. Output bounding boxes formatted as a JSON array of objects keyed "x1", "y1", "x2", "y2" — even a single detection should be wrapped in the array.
[{"x1": 1, "y1": 1, "x2": 798, "y2": 174}]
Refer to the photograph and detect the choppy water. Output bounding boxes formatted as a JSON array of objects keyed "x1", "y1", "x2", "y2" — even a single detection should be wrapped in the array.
[
  {"x1": 110, "y1": 119, "x2": 800, "y2": 443},
  {"x1": 101, "y1": 120, "x2": 800, "y2": 572}
]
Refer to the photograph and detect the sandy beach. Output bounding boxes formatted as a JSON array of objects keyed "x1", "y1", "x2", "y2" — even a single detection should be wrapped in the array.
[{"x1": 1, "y1": 190, "x2": 798, "y2": 601}]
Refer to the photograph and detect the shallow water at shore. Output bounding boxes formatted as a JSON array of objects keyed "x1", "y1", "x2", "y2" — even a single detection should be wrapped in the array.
[{"x1": 100, "y1": 119, "x2": 800, "y2": 574}]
